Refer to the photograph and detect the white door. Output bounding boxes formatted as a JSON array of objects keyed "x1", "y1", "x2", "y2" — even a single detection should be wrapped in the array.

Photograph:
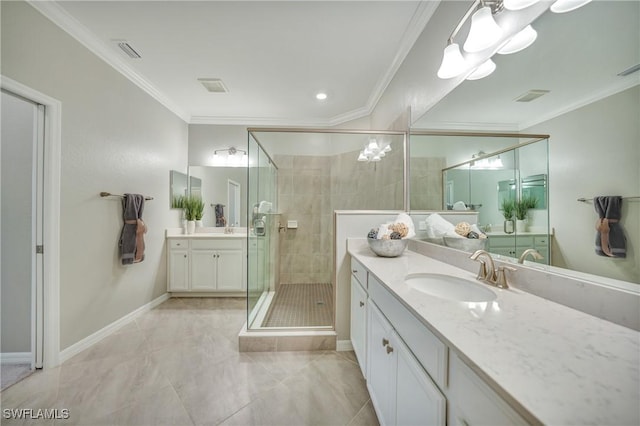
[
  {"x1": 350, "y1": 276, "x2": 367, "y2": 376},
  {"x1": 367, "y1": 301, "x2": 397, "y2": 426},
  {"x1": 395, "y1": 333, "x2": 446, "y2": 426},
  {"x1": 227, "y1": 179, "x2": 241, "y2": 227},
  {"x1": 168, "y1": 250, "x2": 189, "y2": 291},
  {"x1": 191, "y1": 250, "x2": 217, "y2": 291},
  {"x1": 1, "y1": 90, "x2": 45, "y2": 370},
  {"x1": 216, "y1": 249, "x2": 244, "y2": 291}
]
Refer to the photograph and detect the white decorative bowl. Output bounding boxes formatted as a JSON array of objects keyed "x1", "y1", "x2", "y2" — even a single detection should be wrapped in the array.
[{"x1": 367, "y1": 238, "x2": 409, "y2": 258}]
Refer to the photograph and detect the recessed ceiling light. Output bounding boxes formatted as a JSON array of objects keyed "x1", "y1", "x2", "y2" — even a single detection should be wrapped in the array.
[
  {"x1": 514, "y1": 89, "x2": 550, "y2": 102},
  {"x1": 316, "y1": 92, "x2": 327, "y2": 100}
]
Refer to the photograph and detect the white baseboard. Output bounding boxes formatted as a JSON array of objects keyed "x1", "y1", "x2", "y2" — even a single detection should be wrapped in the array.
[
  {"x1": 336, "y1": 340, "x2": 354, "y2": 351},
  {"x1": 1, "y1": 352, "x2": 32, "y2": 364},
  {"x1": 59, "y1": 293, "x2": 169, "y2": 363}
]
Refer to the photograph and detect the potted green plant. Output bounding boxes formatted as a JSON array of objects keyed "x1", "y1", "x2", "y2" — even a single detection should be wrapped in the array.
[
  {"x1": 193, "y1": 197, "x2": 205, "y2": 227},
  {"x1": 183, "y1": 196, "x2": 199, "y2": 234},
  {"x1": 514, "y1": 196, "x2": 538, "y2": 233},
  {"x1": 501, "y1": 198, "x2": 515, "y2": 234}
]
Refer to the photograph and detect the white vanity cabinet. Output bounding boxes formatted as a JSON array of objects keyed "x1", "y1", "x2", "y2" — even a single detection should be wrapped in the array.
[
  {"x1": 351, "y1": 254, "x2": 530, "y2": 426},
  {"x1": 488, "y1": 234, "x2": 549, "y2": 263},
  {"x1": 168, "y1": 237, "x2": 246, "y2": 293},
  {"x1": 367, "y1": 300, "x2": 446, "y2": 426},
  {"x1": 350, "y1": 258, "x2": 368, "y2": 377}
]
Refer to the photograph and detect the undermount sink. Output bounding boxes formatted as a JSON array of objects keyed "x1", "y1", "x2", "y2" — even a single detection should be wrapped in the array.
[{"x1": 404, "y1": 273, "x2": 497, "y2": 302}]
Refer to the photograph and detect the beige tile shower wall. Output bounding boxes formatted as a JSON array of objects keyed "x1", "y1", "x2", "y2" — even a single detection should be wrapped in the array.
[
  {"x1": 331, "y1": 147, "x2": 404, "y2": 211},
  {"x1": 276, "y1": 146, "x2": 405, "y2": 285},
  {"x1": 410, "y1": 157, "x2": 446, "y2": 210},
  {"x1": 276, "y1": 155, "x2": 333, "y2": 285}
]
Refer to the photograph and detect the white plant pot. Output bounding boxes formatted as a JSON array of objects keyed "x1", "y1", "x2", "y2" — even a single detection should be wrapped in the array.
[
  {"x1": 515, "y1": 219, "x2": 527, "y2": 233},
  {"x1": 187, "y1": 220, "x2": 196, "y2": 235},
  {"x1": 195, "y1": 220, "x2": 203, "y2": 228}
]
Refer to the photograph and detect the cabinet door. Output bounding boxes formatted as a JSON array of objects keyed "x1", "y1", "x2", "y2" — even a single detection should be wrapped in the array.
[
  {"x1": 168, "y1": 250, "x2": 189, "y2": 291},
  {"x1": 395, "y1": 334, "x2": 446, "y2": 426},
  {"x1": 216, "y1": 249, "x2": 244, "y2": 291},
  {"x1": 350, "y1": 276, "x2": 367, "y2": 377},
  {"x1": 449, "y1": 352, "x2": 527, "y2": 426},
  {"x1": 191, "y1": 250, "x2": 217, "y2": 291},
  {"x1": 367, "y1": 301, "x2": 397, "y2": 426}
]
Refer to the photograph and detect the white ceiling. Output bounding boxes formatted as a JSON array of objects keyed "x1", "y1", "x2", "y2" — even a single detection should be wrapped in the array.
[
  {"x1": 413, "y1": 1, "x2": 640, "y2": 131},
  {"x1": 36, "y1": 1, "x2": 435, "y2": 126}
]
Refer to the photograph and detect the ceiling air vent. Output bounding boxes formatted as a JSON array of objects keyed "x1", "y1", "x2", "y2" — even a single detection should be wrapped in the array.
[
  {"x1": 115, "y1": 41, "x2": 142, "y2": 59},
  {"x1": 514, "y1": 89, "x2": 550, "y2": 103},
  {"x1": 198, "y1": 78, "x2": 228, "y2": 93}
]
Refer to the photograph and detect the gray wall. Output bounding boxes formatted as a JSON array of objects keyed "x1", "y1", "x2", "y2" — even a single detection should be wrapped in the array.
[
  {"x1": 2, "y1": 1, "x2": 189, "y2": 350},
  {"x1": 1, "y1": 91, "x2": 35, "y2": 354},
  {"x1": 526, "y1": 86, "x2": 640, "y2": 283}
]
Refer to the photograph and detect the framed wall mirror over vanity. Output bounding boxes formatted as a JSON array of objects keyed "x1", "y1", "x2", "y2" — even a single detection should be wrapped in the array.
[{"x1": 409, "y1": 0, "x2": 639, "y2": 284}]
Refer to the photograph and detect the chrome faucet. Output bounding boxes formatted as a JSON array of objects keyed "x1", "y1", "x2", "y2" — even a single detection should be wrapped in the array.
[
  {"x1": 470, "y1": 250, "x2": 516, "y2": 289},
  {"x1": 518, "y1": 248, "x2": 543, "y2": 264}
]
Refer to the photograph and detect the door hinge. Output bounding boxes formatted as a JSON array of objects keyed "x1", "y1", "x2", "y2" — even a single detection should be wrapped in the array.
[{"x1": 36, "y1": 245, "x2": 44, "y2": 254}]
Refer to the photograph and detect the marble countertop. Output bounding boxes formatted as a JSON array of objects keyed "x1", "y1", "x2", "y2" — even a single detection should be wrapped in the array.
[{"x1": 348, "y1": 238, "x2": 639, "y2": 425}]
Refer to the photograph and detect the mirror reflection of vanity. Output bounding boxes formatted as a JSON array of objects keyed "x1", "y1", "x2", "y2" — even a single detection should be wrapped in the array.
[{"x1": 410, "y1": 1, "x2": 639, "y2": 283}]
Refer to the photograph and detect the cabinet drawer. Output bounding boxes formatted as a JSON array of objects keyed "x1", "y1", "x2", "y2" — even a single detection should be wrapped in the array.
[
  {"x1": 169, "y1": 239, "x2": 189, "y2": 249},
  {"x1": 534, "y1": 236, "x2": 548, "y2": 246},
  {"x1": 449, "y1": 352, "x2": 528, "y2": 425},
  {"x1": 488, "y1": 236, "x2": 515, "y2": 248},
  {"x1": 191, "y1": 238, "x2": 243, "y2": 250},
  {"x1": 368, "y1": 274, "x2": 447, "y2": 389},
  {"x1": 514, "y1": 236, "x2": 533, "y2": 248},
  {"x1": 351, "y1": 257, "x2": 368, "y2": 288}
]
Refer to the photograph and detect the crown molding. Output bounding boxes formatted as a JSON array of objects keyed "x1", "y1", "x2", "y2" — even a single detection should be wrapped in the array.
[
  {"x1": 29, "y1": 0, "x2": 438, "y2": 127},
  {"x1": 412, "y1": 121, "x2": 519, "y2": 132},
  {"x1": 362, "y1": 1, "x2": 440, "y2": 120},
  {"x1": 28, "y1": 0, "x2": 191, "y2": 123}
]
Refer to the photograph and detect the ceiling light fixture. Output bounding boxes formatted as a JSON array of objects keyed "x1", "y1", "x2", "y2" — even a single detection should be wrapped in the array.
[
  {"x1": 467, "y1": 59, "x2": 497, "y2": 80},
  {"x1": 550, "y1": 0, "x2": 592, "y2": 14},
  {"x1": 497, "y1": 25, "x2": 538, "y2": 54},
  {"x1": 316, "y1": 92, "x2": 327, "y2": 100},
  {"x1": 357, "y1": 138, "x2": 391, "y2": 163},
  {"x1": 212, "y1": 147, "x2": 248, "y2": 167},
  {"x1": 470, "y1": 152, "x2": 504, "y2": 169},
  {"x1": 437, "y1": 0, "x2": 504, "y2": 80},
  {"x1": 463, "y1": 5, "x2": 504, "y2": 53}
]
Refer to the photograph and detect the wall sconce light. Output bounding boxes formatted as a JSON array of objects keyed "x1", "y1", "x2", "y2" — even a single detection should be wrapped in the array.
[
  {"x1": 437, "y1": 0, "x2": 591, "y2": 81},
  {"x1": 357, "y1": 138, "x2": 391, "y2": 162},
  {"x1": 213, "y1": 147, "x2": 248, "y2": 167}
]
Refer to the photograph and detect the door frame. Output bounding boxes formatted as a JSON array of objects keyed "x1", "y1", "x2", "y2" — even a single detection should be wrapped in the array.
[{"x1": 2, "y1": 76, "x2": 62, "y2": 369}]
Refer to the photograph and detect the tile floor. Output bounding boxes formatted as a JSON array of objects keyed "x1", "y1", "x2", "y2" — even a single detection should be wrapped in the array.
[{"x1": 0, "y1": 298, "x2": 379, "y2": 426}]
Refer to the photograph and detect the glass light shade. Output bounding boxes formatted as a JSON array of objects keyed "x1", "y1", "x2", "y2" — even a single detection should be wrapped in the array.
[
  {"x1": 357, "y1": 151, "x2": 368, "y2": 162},
  {"x1": 379, "y1": 151, "x2": 386, "y2": 158},
  {"x1": 367, "y1": 139, "x2": 378, "y2": 151},
  {"x1": 466, "y1": 59, "x2": 496, "y2": 80},
  {"x1": 463, "y1": 7, "x2": 503, "y2": 53},
  {"x1": 371, "y1": 155, "x2": 382, "y2": 162},
  {"x1": 497, "y1": 25, "x2": 537, "y2": 55},
  {"x1": 550, "y1": 0, "x2": 592, "y2": 13},
  {"x1": 383, "y1": 144, "x2": 392, "y2": 153},
  {"x1": 437, "y1": 43, "x2": 467, "y2": 79},
  {"x1": 503, "y1": 0, "x2": 539, "y2": 10}
]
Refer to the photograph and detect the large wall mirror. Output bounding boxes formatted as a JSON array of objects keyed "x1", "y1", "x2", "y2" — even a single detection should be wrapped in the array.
[
  {"x1": 187, "y1": 166, "x2": 247, "y2": 227},
  {"x1": 411, "y1": 1, "x2": 639, "y2": 284}
]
